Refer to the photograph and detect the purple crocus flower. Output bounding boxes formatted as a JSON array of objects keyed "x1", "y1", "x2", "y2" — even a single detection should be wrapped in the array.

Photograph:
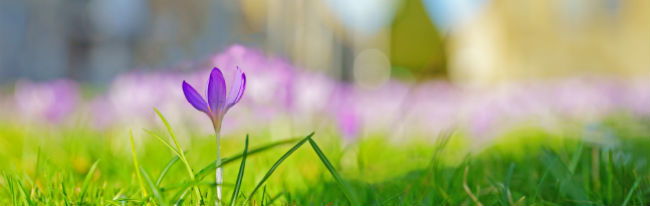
[
  {"x1": 182, "y1": 67, "x2": 246, "y2": 132},
  {"x1": 181, "y1": 66, "x2": 245, "y2": 205}
]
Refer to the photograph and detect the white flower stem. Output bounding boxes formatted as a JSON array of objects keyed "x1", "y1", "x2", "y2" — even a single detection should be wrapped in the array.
[{"x1": 215, "y1": 132, "x2": 223, "y2": 206}]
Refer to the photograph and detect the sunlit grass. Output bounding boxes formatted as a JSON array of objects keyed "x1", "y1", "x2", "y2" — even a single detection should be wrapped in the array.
[{"x1": 0, "y1": 116, "x2": 648, "y2": 205}]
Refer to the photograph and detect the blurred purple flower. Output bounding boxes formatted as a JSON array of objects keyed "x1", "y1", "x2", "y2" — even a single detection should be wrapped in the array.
[
  {"x1": 182, "y1": 67, "x2": 246, "y2": 132},
  {"x1": 328, "y1": 85, "x2": 362, "y2": 141},
  {"x1": 211, "y1": 45, "x2": 296, "y2": 110},
  {"x1": 337, "y1": 107, "x2": 361, "y2": 141},
  {"x1": 14, "y1": 79, "x2": 80, "y2": 123},
  {"x1": 69, "y1": 44, "x2": 649, "y2": 142},
  {"x1": 91, "y1": 71, "x2": 183, "y2": 128}
]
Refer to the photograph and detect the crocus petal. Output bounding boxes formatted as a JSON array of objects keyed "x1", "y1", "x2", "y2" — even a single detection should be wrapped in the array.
[
  {"x1": 226, "y1": 66, "x2": 246, "y2": 111},
  {"x1": 182, "y1": 81, "x2": 210, "y2": 114},
  {"x1": 207, "y1": 67, "x2": 227, "y2": 117}
]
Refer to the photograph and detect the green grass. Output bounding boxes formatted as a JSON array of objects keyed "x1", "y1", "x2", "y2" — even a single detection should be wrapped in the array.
[{"x1": 0, "y1": 115, "x2": 649, "y2": 205}]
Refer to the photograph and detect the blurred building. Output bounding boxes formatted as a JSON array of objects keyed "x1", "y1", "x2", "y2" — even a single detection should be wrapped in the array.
[
  {"x1": 248, "y1": 0, "x2": 649, "y2": 86},
  {"x1": 0, "y1": 0, "x2": 647, "y2": 86},
  {"x1": 0, "y1": 0, "x2": 235, "y2": 85}
]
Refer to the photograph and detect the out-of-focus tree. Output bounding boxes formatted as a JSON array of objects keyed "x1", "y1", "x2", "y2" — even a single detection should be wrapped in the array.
[{"x1": 446, "y1": 0, "x2": 650, "y2": 86}]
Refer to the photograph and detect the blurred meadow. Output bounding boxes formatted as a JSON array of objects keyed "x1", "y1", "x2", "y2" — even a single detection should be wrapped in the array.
[{"x1": 0, "y1": 0, "x2": 649, "y2": 205}]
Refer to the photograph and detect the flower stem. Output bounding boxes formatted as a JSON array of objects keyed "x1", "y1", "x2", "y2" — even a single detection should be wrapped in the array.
[{"x1": 215, "y1": 132, "x2": 223, "y2": 206}]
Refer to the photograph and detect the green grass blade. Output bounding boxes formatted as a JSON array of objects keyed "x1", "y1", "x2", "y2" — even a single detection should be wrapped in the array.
[
  {"x1": 111, "y1": 188, "x2": 126, "y2": 201},
  {"x1": 129, "y1": 130, "x2": 148, "y2": 198},
  {"x1": 194, "y1": 137, "x2": 301, "y2": 180},
  {"x1": 266, "y1": 192, "x2": 284, "y2": 206},
  {"x1": 569, "y1": 142, "x2": 584, "y2": 174},
  {"x1": 502, "y1": 163, "x2": 515, "y2": 205},
  {"x1": 157, "y1": 155, "x2": 181, "y2": 187},
  {"x1": 13, "y1": 176, "x2": 32, "y2": 206},
  {"x1": 174, "y1": 187, "x2": 191, "y2": 206},
  {"x1": 261, "y1": 185, "x2": 267, "y2": 206},
  {"x1": 143, "y1": 129, "x2": 180, "y2": 156},
  {"x1": 33, "y1": 147, "x2": 42, "y2": 191},
  {"x1": 3, "y1": 173, "x2": 18, "y2": 206},
  {"x1": 621, "y1": 178, "x2": 641, "y2": 206},
  {"x1": 606, "y1": 150, "x2": 614, "y2": 204},
  {"x1": 540, "y1": 150, "x2": 590, "y2": 204},
  {"x1": 532, "y1": 169, "x2": 550, "y2": 202},
  {"x1": 161, "y1": 181, "x2": 221, "y2": 192},
  {"x1": 79, "y1": 160, "x2": 100, "y2": 203},
  {"x1": 152, "y1": 109, "x2": 194, "y2": 177},
  {"x1": 61, "y1": 180, "x2": 71, "y2": 205},
  {"x1": 168, "y1": 136, "x2": 298, "y2": 206},
  {"x1": 140, "y1": 166, "x2": 166, "y2": 205},
  {"x1": 230, "y1": 135, "x2": 249, "y2": 206},
  {"x1": 153, "y1": 108, "x2": 202, "y2": 204},
  {"x1": 307, "y1": 137, "x2": 359, "y2": 206},
  {"x1": 153, "y1": 108, "x2": 179, "y2": 148},
  {"x1": 247, "y1": 132, "x2": 314, "y2": 202}
]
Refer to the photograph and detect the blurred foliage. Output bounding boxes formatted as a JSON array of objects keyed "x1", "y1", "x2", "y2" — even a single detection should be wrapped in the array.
[{"x1": 390, "y1": 0, "x2": 447, "y2": 79}]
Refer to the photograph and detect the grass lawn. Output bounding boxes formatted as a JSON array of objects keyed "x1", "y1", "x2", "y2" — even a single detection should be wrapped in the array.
[{"x1": 1, "y1": 115, "x2": 648, "y2": 205}]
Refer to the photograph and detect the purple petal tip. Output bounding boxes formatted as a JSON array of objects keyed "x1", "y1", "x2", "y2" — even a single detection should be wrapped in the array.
[{"x1": 182, "y1": 80, "x2": 210, "y2": 114}]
